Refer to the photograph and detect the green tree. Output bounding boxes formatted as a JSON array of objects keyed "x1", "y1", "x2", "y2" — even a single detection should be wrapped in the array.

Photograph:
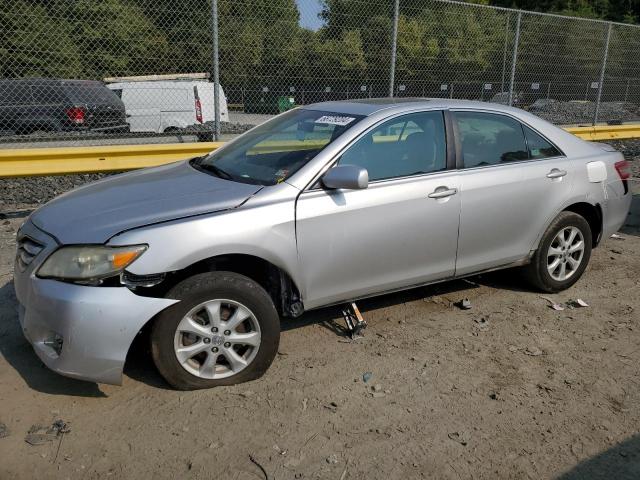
[
  {"x1": 53, "y1": 0, "x2": 170, "y2": 78},
  {"x1": 0, "y1": 0, "x2": 82, "y2": 78}
]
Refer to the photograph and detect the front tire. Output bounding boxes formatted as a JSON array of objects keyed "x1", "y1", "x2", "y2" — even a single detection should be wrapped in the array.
[
  {"x1": 523, "y1": 211, "x2": 592, "y2": 293},
  {"x1": 151, "y1": 272, "x2": 280, "y2": 390}
]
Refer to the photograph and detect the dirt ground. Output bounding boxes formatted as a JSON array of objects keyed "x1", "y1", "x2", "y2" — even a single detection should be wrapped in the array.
[{"x1": 1, "y1": 173, "x2": 639, "y2": 479}]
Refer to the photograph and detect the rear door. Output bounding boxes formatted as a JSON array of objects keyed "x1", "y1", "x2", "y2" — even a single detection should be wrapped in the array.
[
  {"x1": 159, "y1": 86, "x2": 193, "y2": 131},
  {"x1": 121, "y1": 85, "x2": 161, "y2": 133},
  {"x1": 296, "y1": 110, "x2": 461, "y2": 309},
  {"x1": 452, "y1": 110, "x2": 575, "y2": 275}
]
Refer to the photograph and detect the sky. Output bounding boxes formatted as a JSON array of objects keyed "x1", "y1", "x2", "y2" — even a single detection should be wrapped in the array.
[{"x1": 296, "y1": 0, "x2": 324, "y2": 31}]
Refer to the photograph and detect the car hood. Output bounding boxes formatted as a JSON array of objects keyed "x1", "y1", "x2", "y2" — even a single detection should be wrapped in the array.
[{"x1": 30, "y1": 160, "x2": 262, "y2": 244}]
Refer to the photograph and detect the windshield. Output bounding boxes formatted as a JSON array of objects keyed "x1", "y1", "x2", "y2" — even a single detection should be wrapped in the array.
[{"x1": 192, "y1": 109, "x2": 364, "y2": 185}]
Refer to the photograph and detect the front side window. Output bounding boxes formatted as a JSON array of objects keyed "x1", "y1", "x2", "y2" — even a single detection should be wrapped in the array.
[
  {"x1": 523, "y1": 125, "x2": 562, "y2": 159},
  {"x1": 338, "y1": 111, "x2": 446, "y2": 181},
  {"x1": 193, "y1": 109, "x2": 364, "y2": 185},
  {"x1": 455, "y1": 111, "x2": 528, "y2": 168}
]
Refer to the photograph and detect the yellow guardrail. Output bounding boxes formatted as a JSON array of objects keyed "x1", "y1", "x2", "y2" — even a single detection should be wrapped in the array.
[
  {"x1": 564, "y1": 124, "x2": 640, "y2": 141},
  {"x1": 0, "y1": 142, "x2": 224, "y2": 177},
  {"x1": 0, "y1": 124, "x2": 639, "y2": 178}
]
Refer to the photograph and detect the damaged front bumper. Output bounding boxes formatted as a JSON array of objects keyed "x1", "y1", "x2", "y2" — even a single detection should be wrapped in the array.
[{"x1": 13, "y1": 220, "x2": 176, "y2": 385}]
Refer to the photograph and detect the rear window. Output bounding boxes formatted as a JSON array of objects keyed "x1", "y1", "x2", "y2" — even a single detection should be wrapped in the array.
[
  {"x1": 65, "y1": 83, "x2": 121, "y2": 104},
  {"x1": 110, "y1": 89, "x2": 123, "y2": 99}
]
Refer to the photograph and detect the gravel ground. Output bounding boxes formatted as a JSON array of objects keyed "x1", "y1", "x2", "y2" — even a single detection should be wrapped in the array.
[
  {"x1": 528, "y1": 100, "x2": 640, "y2": 125},
  {"x1": 0, "y1": 142, "x2": 638, "y2": 480}
]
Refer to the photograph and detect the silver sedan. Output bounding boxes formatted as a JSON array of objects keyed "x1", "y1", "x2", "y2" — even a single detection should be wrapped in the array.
[{"x1": 14, "y1": 99, "x2": 632, "y2": 389}]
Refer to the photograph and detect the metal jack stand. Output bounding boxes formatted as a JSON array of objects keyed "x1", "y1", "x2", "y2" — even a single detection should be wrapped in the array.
[{"x1": 341, "y1": 302, "x2": 367, "y2": 339}]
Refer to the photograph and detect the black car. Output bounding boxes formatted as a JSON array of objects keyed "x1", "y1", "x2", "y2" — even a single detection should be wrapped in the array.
[{"x1": 0, "y1": 78, "x2": 129, "y2": 135}]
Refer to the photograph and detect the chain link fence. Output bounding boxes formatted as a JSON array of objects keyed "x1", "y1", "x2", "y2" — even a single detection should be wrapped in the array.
[{"x1": 2, "y1": 0, "x2": 640, "y2": 148}]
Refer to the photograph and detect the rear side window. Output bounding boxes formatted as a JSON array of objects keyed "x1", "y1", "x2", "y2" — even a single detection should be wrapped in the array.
[
  {"x1": 0, "y1": 83, "x2": 33, "y2": 106},
  {"x1": 30, "y1": 83, "x2": 67, "y2": 104},
  {"x1": 338, "y1": 111, "x2": 447, "y2": 181},
  {"x1": 111, "y1": 89, "x2": 123, "y2": 99},
  {"x1": 455, "y1": 111, "x2": 528, "y2": 168},
  {"x1": 65, "y1": 83, "x2": 120, "y2": 104},
  {"x1": 523, "y1": 125, "x2": 562, "y2": 159}
]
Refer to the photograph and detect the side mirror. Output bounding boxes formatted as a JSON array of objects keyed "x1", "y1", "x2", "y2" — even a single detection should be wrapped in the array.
[{"x1": 322, "y1": 164, "x2": 368, "y2": 190}]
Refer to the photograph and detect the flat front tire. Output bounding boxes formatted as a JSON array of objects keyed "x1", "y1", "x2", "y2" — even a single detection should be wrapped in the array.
[
  {"x1": 524, "y1": 211, "x2": 592, "y2": 293},
  {"x1": 151, "y1": 272, "x2": 280, "y2": 390}
]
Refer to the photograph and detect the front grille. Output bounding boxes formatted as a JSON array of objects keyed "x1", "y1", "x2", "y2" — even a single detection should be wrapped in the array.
[{"x1": 16, "y1": 236, "x2": 44, "y2": 271}]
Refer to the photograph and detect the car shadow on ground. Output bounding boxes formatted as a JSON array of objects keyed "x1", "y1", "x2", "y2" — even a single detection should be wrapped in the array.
[
  {"x1": 0, "y1": 281, "x2": 107, "y2": 397},
  {"x1": 281, "y1": 277, "x2": 480, "y2": 335},
  {"x1": 557, "y1": 433, "x2": 640, "y2": 480}
]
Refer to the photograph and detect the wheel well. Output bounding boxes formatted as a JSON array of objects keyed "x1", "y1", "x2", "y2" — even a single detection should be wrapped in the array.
[
  {"x1": 563, "y1": 202, "x2": 603, "y2": 246},
  {"x1": 136, "y1": 254, "x2": 303, "y2": 317}
]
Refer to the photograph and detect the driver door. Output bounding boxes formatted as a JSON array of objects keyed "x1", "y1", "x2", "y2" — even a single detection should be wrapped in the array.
[{"x1": 295, "y1": 110, "x2": 461, "y2": 309}]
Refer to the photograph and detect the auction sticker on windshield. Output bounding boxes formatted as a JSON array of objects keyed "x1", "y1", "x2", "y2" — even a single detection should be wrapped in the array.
[{"x1": 315, "y1": 115, "x2": 356, "y2": 126}]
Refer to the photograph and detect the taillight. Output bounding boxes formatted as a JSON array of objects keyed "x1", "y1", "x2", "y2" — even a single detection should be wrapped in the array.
[
  {"x1": 614, "y1": 160, "x2": 630, "y2": 180},
  {"x1": 195, "y1": 99, "x2": 203, "y2": 123},
  {"x1": 66, "y1": 106, "x2": 85, "y2": 124}
]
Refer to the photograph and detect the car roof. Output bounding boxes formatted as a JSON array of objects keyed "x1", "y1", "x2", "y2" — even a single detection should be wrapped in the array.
[{"x1": 301, "y1": 97, "x2": 520, "y2": 116}]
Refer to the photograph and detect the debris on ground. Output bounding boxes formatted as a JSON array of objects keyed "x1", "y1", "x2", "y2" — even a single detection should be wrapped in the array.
[
  {"x1": 362, "y1": 372, "x2": 373, "y2": 383},
  {"x1": 448, "y1": 431, "x2": 471, "y2": 446},
  {"x1": 473, "y1": 317, "x2": 490, "y2": 331},
  {"x1": 249, "y1": 454, "x2": 269, "y2": 480},
  {"x1": 325, "y1": 402, "x2": 338, "y2": 413},
  {"x1": 456, "y1": 298, "x2": 472, "y2": 310},
  {"x1": 611, "y1": 233, "x2": 625, "y2": 240},
  {"x1": 25, "y1": 420, "x2": 70, "y2": 446},
  {"x1": 567, "y1": 299, "x2": 589, "y2": 308},
  {"x1": 326, "y1": 454, "x2": 339, "y2": 464},
  {"x1": 525, "y1": 347, "x2": 543, "y2": 357},
  {"x1": 540, "y1": 296, "x2": 589, "y2": 310},
  {"x1": 273, "y1": 444, "x2": 287, "y2": 456},
  {"x1": 540, "y1": 296, "x2": 565, "y2": 310},
  {"x1": 0, "y1": 422, "x2": 9, "y2": 438}
]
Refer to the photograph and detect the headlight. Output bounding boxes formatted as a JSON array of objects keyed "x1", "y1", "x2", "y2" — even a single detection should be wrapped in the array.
[{"x1": 37, "y1": 245, "x2": 147, "y2": 281}]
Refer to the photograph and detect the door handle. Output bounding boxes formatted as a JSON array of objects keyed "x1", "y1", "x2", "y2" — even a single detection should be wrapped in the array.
[
  {"x1": 428, "y1": 187, "x2": 458, "y2": 199},
  {"x1": 546, "y1": 169, "x2": 567, "y2": 179}
]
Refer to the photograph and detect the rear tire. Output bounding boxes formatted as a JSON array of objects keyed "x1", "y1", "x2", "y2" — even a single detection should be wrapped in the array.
[
  {"x1": 523, "y1": 211, "x2": 592, "y2": 293},
  {"x1": 151, "y1": 272, "x2": 280, "y2": 390}
]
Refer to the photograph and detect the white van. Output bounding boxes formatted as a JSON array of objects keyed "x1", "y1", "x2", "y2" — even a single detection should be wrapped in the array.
[{"x1": 106, "y1": 80, "x2": 229, "y2": 133}]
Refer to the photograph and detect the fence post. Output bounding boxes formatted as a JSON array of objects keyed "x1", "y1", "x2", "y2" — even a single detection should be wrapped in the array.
[
  {"x1": 594, "y1": 22, "x2": 612, "y2": 125},
  {"x1": 389, "y1": 0, "x2": 399, "y2": 97},
  {"x1": 211, "y1": 0, "x2": 221, "y2": 141},
  {"x1": 500, "y1": 13, "x2": 510, "y2": 93},
  {"x1": 624, "y1": 79, "x2": 630, "y2": 102},
  {"x1": 508, "y1": 11, "x2": 521, "y2": 107}
]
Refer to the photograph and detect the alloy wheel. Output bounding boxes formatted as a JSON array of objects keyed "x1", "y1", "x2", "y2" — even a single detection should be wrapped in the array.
[
  {"x1": 547, "y1": 226, "x2": 585, "y2": 282},
  {"x1": 173, "y1": 299, "x2": 261, "y2": 379}
]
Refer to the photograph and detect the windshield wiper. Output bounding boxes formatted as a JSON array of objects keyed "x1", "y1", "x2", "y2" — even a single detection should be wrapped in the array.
[{"x1": 193, "y1": 160, "x2": 233, "y2": 180}]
